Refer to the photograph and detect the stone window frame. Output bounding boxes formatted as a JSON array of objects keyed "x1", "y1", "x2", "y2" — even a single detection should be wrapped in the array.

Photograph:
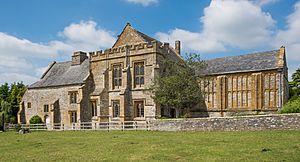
[
  {"x1": 133, "y1": 100, "x2": 145, "y2": 118},
  {"x1": 112, "y1": 100, "x2": 120, "y2": 118},
  {"x1": 133, "y1": 61, "x2": 145, "y2": 88},
  {"x1": 43, "y1": 104, "x2": 49, "y2": 112},
  {"x1": 112, "y1": 63, "x2": 123, "y2": 90},
  {"x1": 27, "y1": 102, "x2": 31, "y2": 109},
  {"x1": 69, "y1": 91, "x2": 78, "y2": 104}
]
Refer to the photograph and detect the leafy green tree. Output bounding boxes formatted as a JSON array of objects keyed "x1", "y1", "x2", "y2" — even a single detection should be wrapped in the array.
[
  {"x1": 289, "y1": 68, "x2": 300, "y2": 97},
  {"x1": 0, "y1": 83, "x2": 9, "y2": 101},
  {"x1": 0, "y1": 82, "x2": 26, "y2": 124},
  {"x1": 0, "y1": 100, "x2": 12, "y2": 123},
  {"x1": 151, "y1": 53, "x2": 206, "y2": 117},
  {"x1": 8, "y1": 82, "x2": 26, "y2": 123}
]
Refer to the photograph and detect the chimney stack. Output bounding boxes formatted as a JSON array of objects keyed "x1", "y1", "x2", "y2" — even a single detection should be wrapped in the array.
[
  {"x1": 175, "y1": 40, "x2": 181, "y2": 55},
  {"x1": 72, "y1": 51, "x2": 88, "y2": 66}
]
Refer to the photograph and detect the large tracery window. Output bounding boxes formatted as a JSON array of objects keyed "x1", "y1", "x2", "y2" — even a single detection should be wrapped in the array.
[
  {"x1": 134, "y1": 62, "x2": 144, "y2": 87},
  {"x1": 113, "y1": 65, "x2": 122, "y2": 89}
]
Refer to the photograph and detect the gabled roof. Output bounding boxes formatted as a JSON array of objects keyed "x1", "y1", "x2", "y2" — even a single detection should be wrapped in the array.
[
  {"x1": 203, "y1": 49, "x2": 283, "y2": 75},
  {"x1": 112, "y1": 23, "x2": 157, "y2": 48},
  {"x1": 29, "y1": 59, "x2": 89, "y2": 89}
]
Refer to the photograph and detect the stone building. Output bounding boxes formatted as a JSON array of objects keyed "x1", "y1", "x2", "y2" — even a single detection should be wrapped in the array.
[
  {"x1": 18, "y1": 23, "x2": 182, "y2": 124},
  {"x1": 18, "y1": 23, "x2": 288, "y2": 124},
  {"x1": 198, "y1": 47, "x2": 289, "y2": 117},
  {"x1": 18, "y1": 52, "x2": 92, "y2": 126}
]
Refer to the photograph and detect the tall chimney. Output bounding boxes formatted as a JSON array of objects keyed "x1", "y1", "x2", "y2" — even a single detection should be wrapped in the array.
[
  {"x1": 72, "y1": 51, "x2": 88, "y2": 66},
  {"x1": 175, "y1": 40, "x2": 181, "y2": 55}
]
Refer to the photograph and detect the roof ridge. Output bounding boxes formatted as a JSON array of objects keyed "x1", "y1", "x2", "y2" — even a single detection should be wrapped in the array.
[{"x1": 205, "y1": 49, "x2": 279, "y2": 61}]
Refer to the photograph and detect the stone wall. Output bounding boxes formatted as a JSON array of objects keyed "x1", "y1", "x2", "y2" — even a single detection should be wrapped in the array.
[
  {"x1": 199, "y1": 69, "x2": 289, "y2": 116},
  {"x1": 20, "y1": 84, "x2": 87, "y2": 125},
  {"x1": 149, "y1": 114, "x2": 300, "y2": 131}
]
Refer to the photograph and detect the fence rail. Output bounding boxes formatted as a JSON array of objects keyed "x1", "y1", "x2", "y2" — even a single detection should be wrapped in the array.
[{"x1": 4, "y1": 121, "x2": 150, "y2": 131}]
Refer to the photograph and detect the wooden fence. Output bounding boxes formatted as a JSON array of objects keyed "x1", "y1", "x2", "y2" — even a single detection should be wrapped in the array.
[{"x1": 4, "y1": 121, "x2": 150, "y2": 131}]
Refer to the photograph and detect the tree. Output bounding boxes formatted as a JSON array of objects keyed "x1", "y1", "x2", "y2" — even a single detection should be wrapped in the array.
[
  {"x1": 151, "y1": 53, "x2": 206, "y2": 117},
  {"x1": 8, "y1": 82, "x2": 26, "y2": 123},
  {"x1": 0, "y1": 100, "x2": 12, "y2": 123},
  {"x1": 289, "y1": 68, "x2": 300, "y2": 97},
  {"x1": 0, "y1": 82, "x2": 26, "y2": 124},
  {"x1": 0, "y1": 83, "x2": 9, "y2": 101}
]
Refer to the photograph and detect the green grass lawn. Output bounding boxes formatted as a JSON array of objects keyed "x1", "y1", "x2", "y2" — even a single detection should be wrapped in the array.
[{"x1": 0, "y1": 130, "x2": 299, "y2": 162}]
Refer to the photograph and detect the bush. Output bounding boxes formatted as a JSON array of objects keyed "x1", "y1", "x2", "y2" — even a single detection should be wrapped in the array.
[
  {"x1": 281, "y1": 96, "x2": 300, "y2": 113},
  {"x1": 29, "y1": 115, "x2": 43, "y2": 124}
]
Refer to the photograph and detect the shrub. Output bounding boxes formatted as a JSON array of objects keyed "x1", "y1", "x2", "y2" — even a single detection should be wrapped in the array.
[
  {"x1": 29, "y1": 115, "x2": 43, "y2": 124},
  {"x1": 281, "y1": 96, "x2": 300, "y2": 113}
]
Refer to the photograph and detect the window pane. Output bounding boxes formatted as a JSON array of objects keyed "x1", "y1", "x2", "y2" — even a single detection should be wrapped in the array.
[
  {"x1": 113, "y1": 69, "x2": 117, "y2": 77},
  {"x1": 135, "y1": 66, "x2": 139, "y2": 75},
  {"x1": 140, "y1": 77, "x2": 144, "y2": 85},
  {"x1": 114, "y1": 79, "x2": 117, "y2": 86},
  {"x1": 140, "y1": 65, "x2": 144, "y2": 75},
  {"x1": 118, "y1": 68, "x2": 122, "y2": 77},
  {"x1": 119, "y1": 79, "x2": 122, "y2": 86},
  {"x1": 135, "y1": 77, "x2": 140, "y2": 85}
]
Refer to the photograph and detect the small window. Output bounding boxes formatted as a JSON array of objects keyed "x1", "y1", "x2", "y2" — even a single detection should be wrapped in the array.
[
  {"x1": 134, "y1": 101, "x2": 144, "y2": 117},
  {"x1": 91, "y1": 101, "x2": 97, "y2": 117},
  {"x1": 27, "y1": 102, "x2": 31, "y2": 108},
  {"x1": 44, "y1": 105, "x2": 49, "y2": 112},
  {"x1": 70, "y1": 111, "x2": 77, "y2": 123},
  {"x1": 70, "y1": 92, "x2": 77, "y2": 104},
  {"x1": 112, "y1": 100, "x2": 120, "y2": 118},
  {"x1": 113, "y1": 64, "x2": 122, "y2": 89},
  {"x1": 134, "y1": 62, "x2": 144, "y2": 87}
]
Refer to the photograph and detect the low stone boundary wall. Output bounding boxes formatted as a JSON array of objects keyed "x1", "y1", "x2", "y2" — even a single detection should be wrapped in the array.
[{"x1": 149, "y1": 114, "x2": 300, "y2": 131}]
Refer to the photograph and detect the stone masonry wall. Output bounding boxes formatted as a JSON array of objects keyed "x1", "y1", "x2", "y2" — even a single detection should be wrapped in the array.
[{"x1": 149, "y1": 114, "x2": 300, "y2": 131}]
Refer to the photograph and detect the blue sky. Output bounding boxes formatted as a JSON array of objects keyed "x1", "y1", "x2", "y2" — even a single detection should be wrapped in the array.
[{"x1": 0, "y1": 0, "x2": 300, "y2": 85}]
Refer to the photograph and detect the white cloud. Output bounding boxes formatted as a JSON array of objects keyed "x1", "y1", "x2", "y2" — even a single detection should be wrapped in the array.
[
  {"x1": 156, "y1": 29, "x2": 226, "y2": 53},
  {"x1": 0, "y1": 32, "x2": 59, "y2": 59},
  {"x1": 156, "y1": 0, "x2": 275, "y2": 53},
  {"x1": 59, "y1": 20, "x2": 116, "y2": 52},
  {"x1": 0, "y1": 20, "x2": 116, "y2": 85},
  {"x1": 125, "y1": 0, "x2": 158, "y2": 6},
  {"x1": 275, "y1": 1, "x2": 300, "y2": 61},
  {"x1": 0, "y1": 73, "x2": 39, "y2": 85}
]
